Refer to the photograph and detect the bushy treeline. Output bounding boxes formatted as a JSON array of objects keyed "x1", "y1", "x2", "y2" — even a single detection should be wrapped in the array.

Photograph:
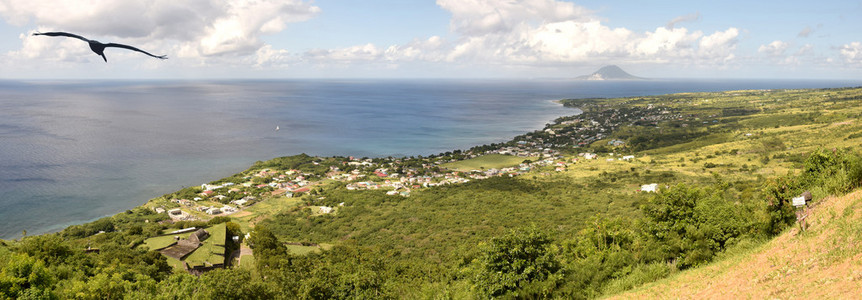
[
  {"x1": 0, "y1": 212, "x2": 240, "y2": 299},
  {"x1": 763, "y1": 147, "x2": 862, "y2": 234}
]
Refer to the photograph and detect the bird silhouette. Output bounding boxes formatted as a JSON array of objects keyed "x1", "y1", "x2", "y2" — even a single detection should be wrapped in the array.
[{"x1": 32, "y1": 31, "x2": 167, "y2": 62}]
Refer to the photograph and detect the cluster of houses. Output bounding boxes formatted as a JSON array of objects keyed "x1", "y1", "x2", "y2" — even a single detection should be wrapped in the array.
[{"x1": 154, "y1": 100, "x2": 686, "y2": 219}]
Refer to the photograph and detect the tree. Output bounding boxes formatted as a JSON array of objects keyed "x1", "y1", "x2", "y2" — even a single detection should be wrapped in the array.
[
  {"x1": 0, "y1": 253, "x2": 54, "y2": 299},
  {"x1": 469, "y1": 226, "x2": 561, "y2": 298},
  {"x1": 197, "y1": 269, "x2": 274, "y2": 300}
]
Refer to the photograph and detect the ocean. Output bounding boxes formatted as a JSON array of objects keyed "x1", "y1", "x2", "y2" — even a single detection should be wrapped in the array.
[{"x1": 0, "y1": 78, "x2": 859, "y2": 239}]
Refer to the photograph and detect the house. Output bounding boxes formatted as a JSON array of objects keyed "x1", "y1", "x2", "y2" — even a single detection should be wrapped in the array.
[
  {"x1": 161, "y1": 228, "x2": 209, "y2": 260},
  {"x1": 641, "y1": 183, "x2": 659, "y2": 193},
  {"x1": 154, "y1": 207, "x2": 166, "y2": 214},
  {"x1": 221, "y1": 205, "x2": 237, "y2": 213},
  {"x1": 622, "y1": 155, "x2": 635, "y2": 161},
  {"x1": 206, "y1": 207, "x2": 222, "y2": 215}
]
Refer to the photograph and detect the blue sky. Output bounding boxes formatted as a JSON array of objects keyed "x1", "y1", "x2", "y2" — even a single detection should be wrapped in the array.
[{"x1": 1, "y1": 0, "x2": 861, "y2": 79}]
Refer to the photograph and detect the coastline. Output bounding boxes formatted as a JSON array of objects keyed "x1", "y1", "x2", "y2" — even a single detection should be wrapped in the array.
[
  {"x1": 3, "y1": 102, "x2": 583, "y2": 241},
  {"x1": 5, "y1": 79, "x2": 861, "y2": 240}
]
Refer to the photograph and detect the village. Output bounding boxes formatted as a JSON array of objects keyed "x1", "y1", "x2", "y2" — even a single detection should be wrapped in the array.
[{"x1": 151, "y1": 99, "x2": 687, "y2": 224}]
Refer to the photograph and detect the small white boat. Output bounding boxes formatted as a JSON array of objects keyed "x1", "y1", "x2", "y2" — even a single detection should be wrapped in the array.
[{"x1": 275, "y1": 126, "x2": 280, "y2": 131}]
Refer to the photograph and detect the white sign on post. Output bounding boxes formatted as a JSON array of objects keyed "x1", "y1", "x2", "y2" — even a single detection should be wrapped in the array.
[{"x1": 792, "y1": 196, "x2": 806, "y2": 207}]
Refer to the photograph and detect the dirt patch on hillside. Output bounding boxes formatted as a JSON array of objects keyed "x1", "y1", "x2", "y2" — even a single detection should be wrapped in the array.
[
  {"x1": 231, "y1": 211, "x2": 252, "y2": 218},
  {"x1": 609, "y1": 189, "x2": 862, "y2": 299}
]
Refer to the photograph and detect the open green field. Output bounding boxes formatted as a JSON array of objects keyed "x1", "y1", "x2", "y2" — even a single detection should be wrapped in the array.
[
  {"x1": 286, "y1": 244, "x2": 322, "y2": 255},
  {"x1": 238, "y1": 252, "x2": 255, "y2": 270},
  {"x1": 183, "y1": 223, "x2": 227, "y2": 268},
  {"x1": 141, "y1": 231, "x2": 193, "y2": 250},
  {"x1": 441, "y1": 153, "x2": 525, "y2": 171},
  {"x1": 233, "y1": 196, "x2": 302, "y2": 233}
]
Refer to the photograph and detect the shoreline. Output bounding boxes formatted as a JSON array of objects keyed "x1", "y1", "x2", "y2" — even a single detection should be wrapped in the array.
[
  {"x1": 4, "y1": 102, "x2": 583, "y2": 240},
  {"x1": 6, "y1": 80, "x2": 861, "y2": 240}
]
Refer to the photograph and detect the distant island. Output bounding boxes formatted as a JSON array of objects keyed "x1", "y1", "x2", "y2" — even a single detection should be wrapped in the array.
[{"x1": 575, "y1": 65, "x2": 645, "y2": 80}]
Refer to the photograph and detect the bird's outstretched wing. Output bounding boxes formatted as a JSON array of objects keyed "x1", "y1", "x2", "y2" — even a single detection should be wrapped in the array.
[
  {"x1": 104, "y1": 43, "x2": 168, "y2": 60},
  {"x1": 32, "y1": 31, "x2": 90, "y2": 42}
]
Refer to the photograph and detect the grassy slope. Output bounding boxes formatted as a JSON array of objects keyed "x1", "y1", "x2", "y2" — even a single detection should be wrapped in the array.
[
  {"x1": 441, "y1": 154, "x2": 526, "y2": 171},
  {"x1": 262, "y1": 88, "x2": 862, "y2": 262},
  {"x1": 184, "y1": 223, "x2": 227, "y2": 267},
  {"x1": 233, "y1": 196, "x2": 302, "y2": 233},
  {"x1": 142, "y1": 231, "x2": 193, "y2": 250},
  {"x1": 609, "y1": 189, "x2": 862, "y2": 299}
]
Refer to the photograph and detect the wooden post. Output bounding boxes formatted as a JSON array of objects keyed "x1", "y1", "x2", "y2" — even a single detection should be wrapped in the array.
[{"x1": 792, "y1": 192, "x2": 811, "y2": 231}]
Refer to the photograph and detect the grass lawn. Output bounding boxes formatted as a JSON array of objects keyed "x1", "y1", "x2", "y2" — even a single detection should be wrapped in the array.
[
  {"x1": 234, "y1": 196, "x2": 302, "y2": 233},
  {"x1": 164, "y1": 256, "x2": 186, "y2": 272},
  {"x1": 142, "y1": 231, "x2": 193, "y2": 250},
  {"x1": 441, "y1": 154, "x2": 525, "y2": 172},
  {"x1": 239, "y1": 253, "x2": 256, "y2": 270},
  {"x1": 184, "y1": 223, "x2": 227, "y2": 268}
]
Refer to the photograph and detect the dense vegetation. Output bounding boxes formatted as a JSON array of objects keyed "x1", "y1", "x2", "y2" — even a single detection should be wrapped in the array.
[{"x1": 3, "y1": 87, "x2": 862, "y2": 299}]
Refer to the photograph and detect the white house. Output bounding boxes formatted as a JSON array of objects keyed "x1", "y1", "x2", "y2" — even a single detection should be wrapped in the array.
[{"x1": 641, "y1": 183, "x2": 659, "y2": 193}]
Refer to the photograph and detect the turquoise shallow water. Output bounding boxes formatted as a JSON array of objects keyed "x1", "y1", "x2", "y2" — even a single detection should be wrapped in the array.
[{"x1": 0, "y1": 78, "x2": 858, "y2": 239}]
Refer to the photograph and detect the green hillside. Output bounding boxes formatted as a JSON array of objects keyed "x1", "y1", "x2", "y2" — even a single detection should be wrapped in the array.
[{"x1": 2, "y1": 86, "x2": 862, "y2": 299}]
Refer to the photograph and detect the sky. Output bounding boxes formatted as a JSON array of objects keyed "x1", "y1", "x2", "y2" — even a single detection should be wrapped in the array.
[{"x1": 1, "y1": 0, "x2": 861, "y2": 79}]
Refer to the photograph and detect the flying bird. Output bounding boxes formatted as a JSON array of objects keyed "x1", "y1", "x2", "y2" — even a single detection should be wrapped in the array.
[{"x1": 32, "y1": 31, "x2": 167, "y2": 62}]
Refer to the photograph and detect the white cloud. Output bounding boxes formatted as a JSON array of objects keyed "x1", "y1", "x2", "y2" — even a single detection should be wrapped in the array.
[
  {"x1": 697, "y1": 28, "x2": 739, "y2": 60},
  {"x1": 666, "y1": 12, "x2": 701, "y2": 29},
  {"x1": 798, "y1": 26, "x2": 813, "y2": 38},
  {"x1": 1, "y1": 0, "x2": 763, "y2": 77},
  {"x1": 758, "y1": 40, "x2": 812, "y2": 65},
  {"x1": 758, "y1": 40, "x2": 789, "y2": 57},
  {"x1": 796, "y1": 44, "x2": 814, "y2": 56},
  {"x1": 436, "y1": 0, "x2": 591, "y2": 36},
  {"x1": 431, "y1": 0, "x2": 741, "y2": 66},
  {"x1": 384, "y1": 36, "x2": 447, "y2": 62},
  {"x1": 255, "y1": 44, "x2": 292, "y2": 67},
  {"x1": 304, "y1": 44, "x2": 384, "y2": 63},
  {"x1": 632, "y1": 27, "x2": 700, "y2": 58},
  {"x1": 840, "y1": 42, "x2": 862, "y2": 64},
  {"x1": 520, "y1": 21, "x2": 630, "y2": 63},
  {"x1": 1, "y1": 0, "x2": 319, "y2": 62}
]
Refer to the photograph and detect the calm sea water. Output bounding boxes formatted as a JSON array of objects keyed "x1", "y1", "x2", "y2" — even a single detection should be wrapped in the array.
[{"x1": 1, "y1": 78, "x2": 859, "y2": 239}]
